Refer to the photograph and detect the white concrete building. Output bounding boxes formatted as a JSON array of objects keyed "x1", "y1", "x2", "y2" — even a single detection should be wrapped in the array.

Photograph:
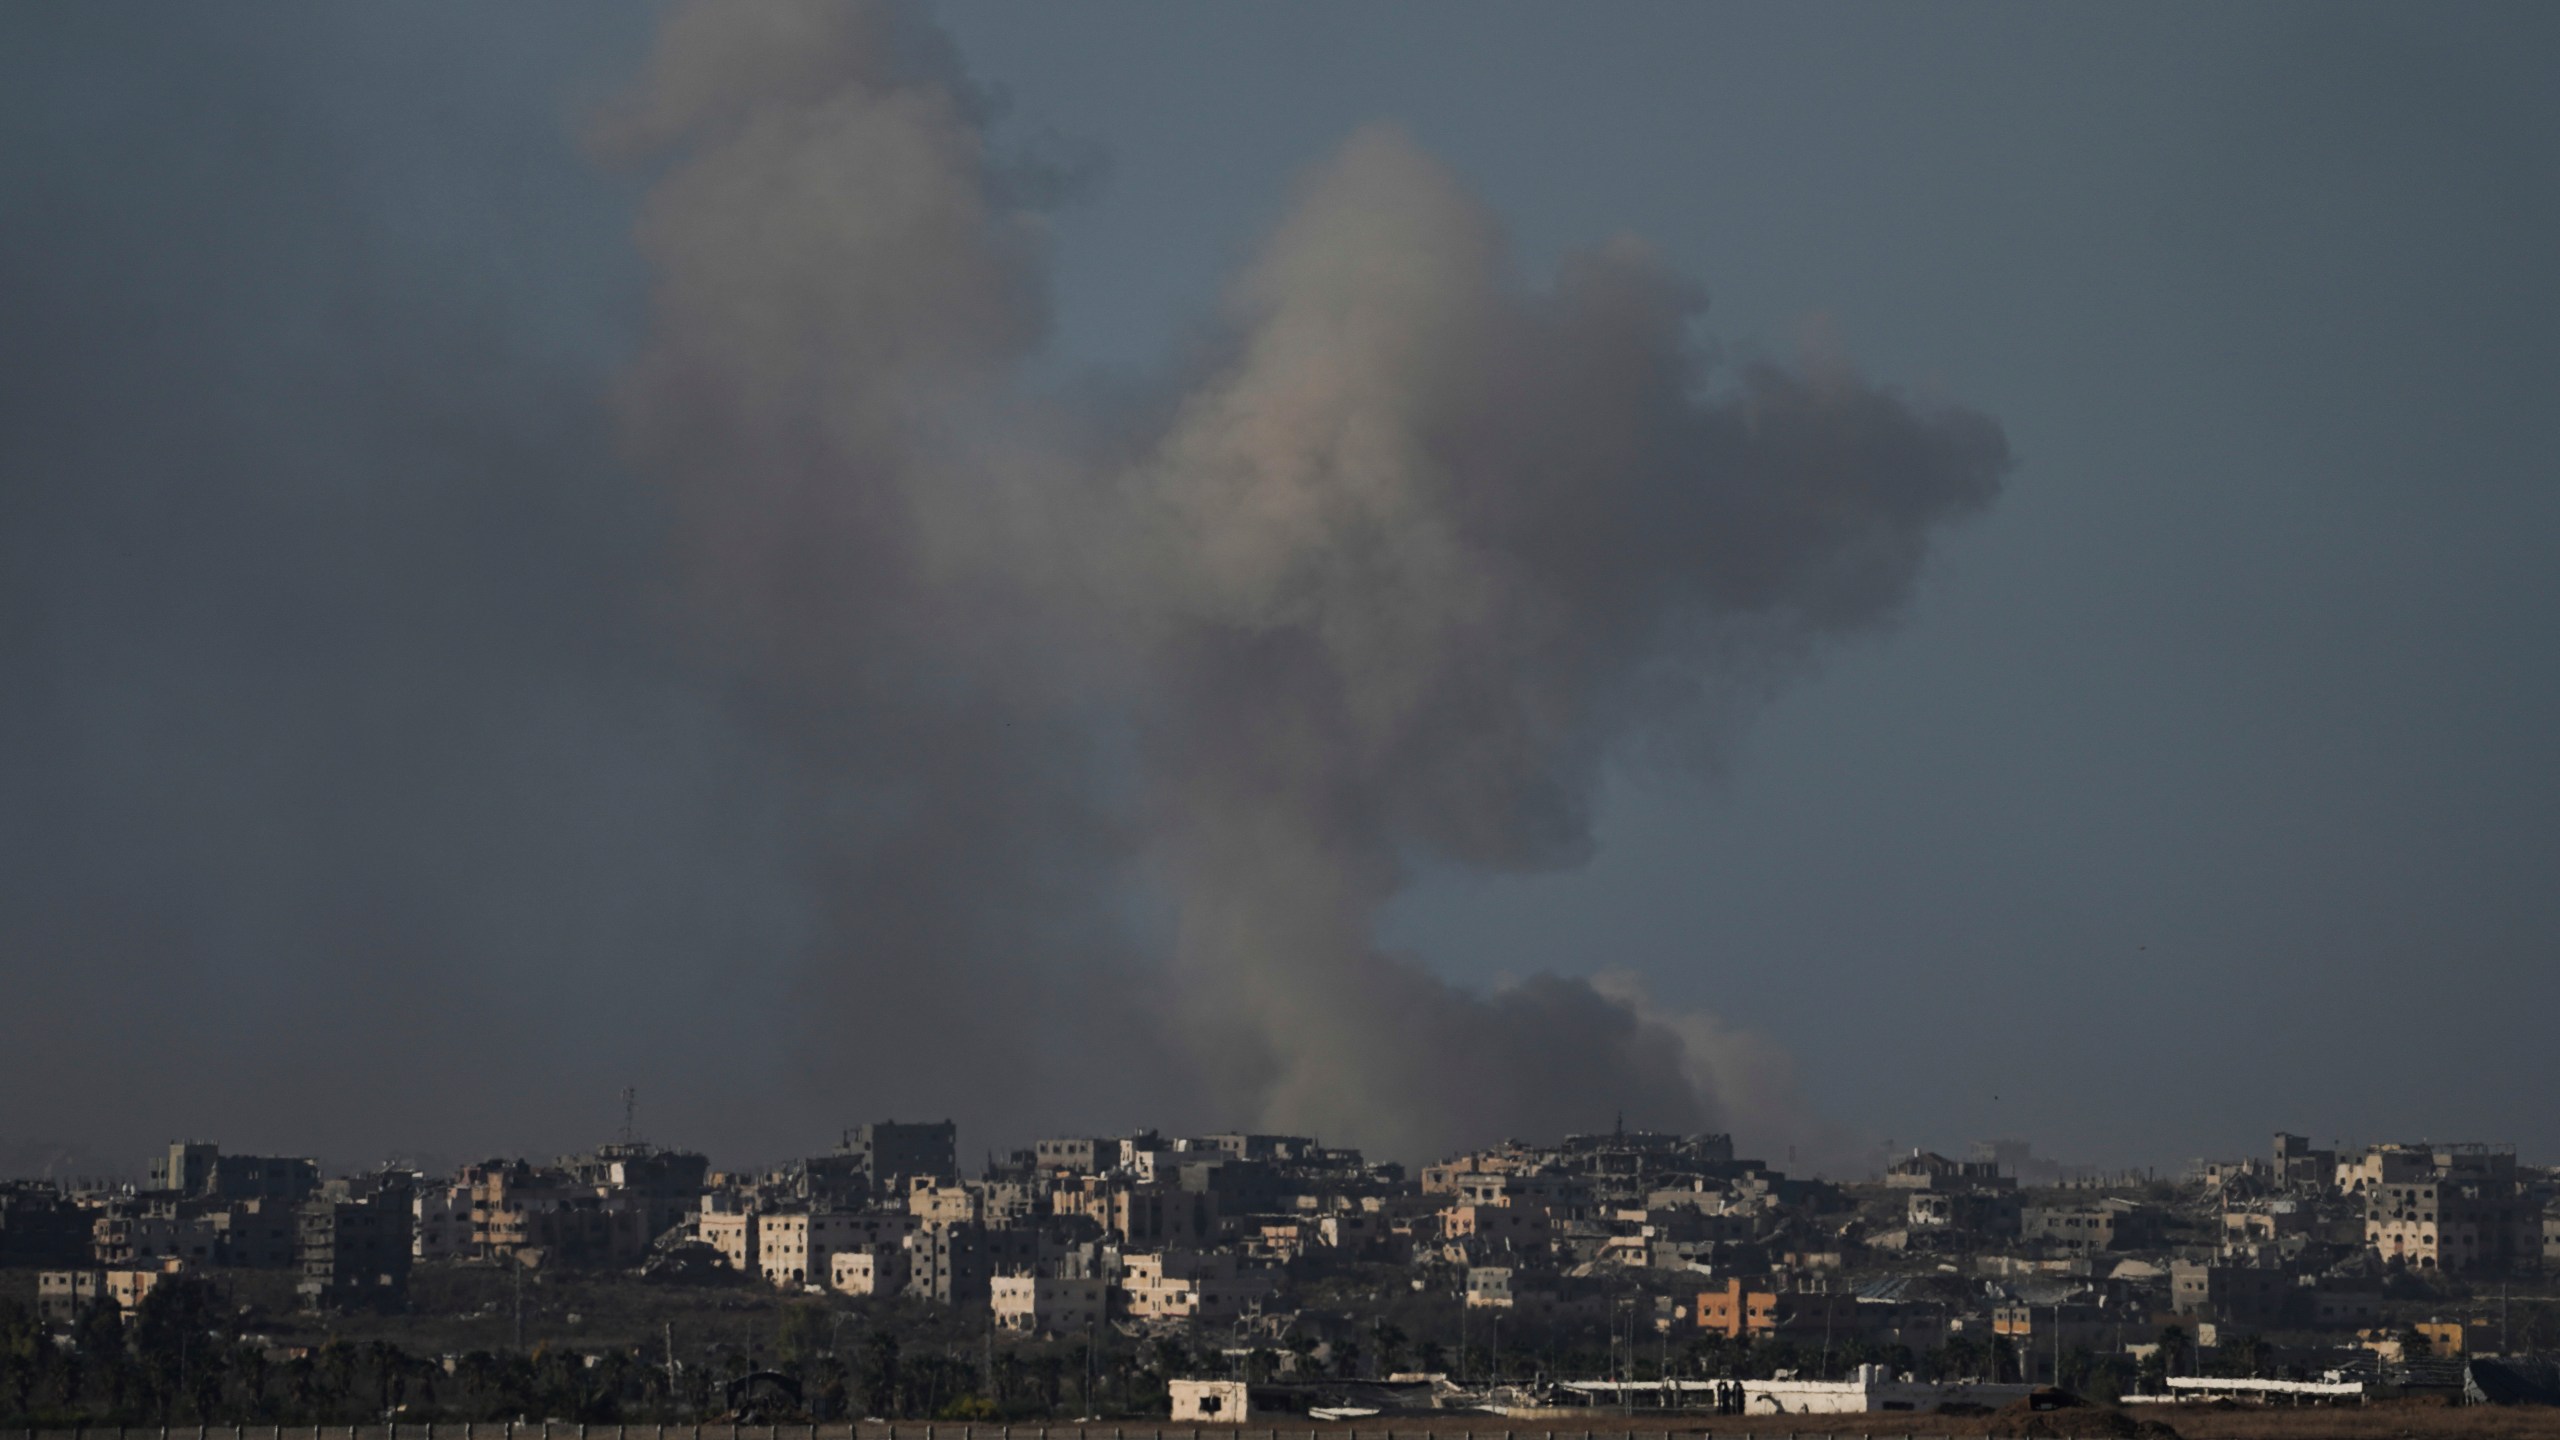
[{"x1": 1560, "y1": 1370, "x2": 2035, "y2": 1416}]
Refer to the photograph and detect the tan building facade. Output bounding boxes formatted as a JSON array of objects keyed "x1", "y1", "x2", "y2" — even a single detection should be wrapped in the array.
[
  {"x1": 992, "y1": 1274, "x2": 1106, "y2": 1333},
  {"x1": 828, "y1": 1244, "x2": 909, "y2": 1297}
]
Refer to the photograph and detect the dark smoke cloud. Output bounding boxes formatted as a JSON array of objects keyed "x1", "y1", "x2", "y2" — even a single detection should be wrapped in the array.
[
  {"x1": 607, "y1": 6, "x2": 2010, "y2": 1162},
  {"x1": 0, "y1": 0, "x2": 2004, "y2": 1173},
  {"x1": 1112, "y1": 131, "x2": 2008, "y2": 1157}
]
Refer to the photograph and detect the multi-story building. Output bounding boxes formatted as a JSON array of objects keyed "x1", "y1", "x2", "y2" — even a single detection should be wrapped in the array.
[
  {"x1": 1885, "y1": 1151, "x2": 2007, "y2": 1191},
  {"x1": 2327, "y1": 1142, "x2": 2535, "y2": 1273},
  {"x1": 829, "y1": 1244, "x2": 910, "y2": 1297},
  {"x1": 37, "y1": 1269, "x2": 107, "y2": 1325},
  {"x1": 2336, "y1": 1143, "x2": 2438, "y2": 1197},
  {"x1": 907, "y1": 1222, "x2": 994, "y2": 1306},
  {"x1": 2171, "y1": 1260, "x2": 2300, "y2": 1329},
  {"x1": 1908, "y1": 1189, "x2": 2022, "y2": 1235},
  {"x1": 1453, "y1": 1171, "x2": 1590, "y2": 1214},
  {"x1": 557, "y1": 1142, "x2": 711, "y2": 1244},
  {"x1": 699, "y1": 1203, "x2": 759, "y2": 1273},
  {"x1": 1440, "y1": 1203, "x2": 1551, "y2": 1251},
  {"x1": 298, "y1": 1182, "x2": 413, "y2": 1313},
  {"x1": 2271, "y1": 1133, "x2": 2336, "y2": 1191},
  {"x1": 757, "y1": 1210, "x2": 915, "y2": 1288},
  {"x1": 2364, "y1": 1152, "x2": 2532, "y2": 1273},
  {"x1": 0, "y1": 1184, "x2": 92, "y2": 1268},
  {"x1": 1118, "y1": 1251, "x2": 1269, "y2": 1321},
  {"x1": 1317, "y1": 1210, "x2": 1391, "y2": 1253},
  {"x1": 907, "y1": 1180, "x2": 984, "y2": 1229},
  {"x1": 105, "y1": 1261, "x2": 183, "y2": 1315},
  {"x1": 36, "y1": 1260, "x2": 186, "y2": 1324},
  {"x1": 1055, "y1": 1180, "x2": 1217, "y2": 1248},
  {"x1": 1032, "y1": 1137, "x2": 1109, "y2": 1174},
  {"x1": 2221, "y1": 1200, "x2": 2312, "y2": 1249},
  {"x1": 149, "y1": 1143, "x2": 221, "y2": 1197},
  {"x1": 463, "y1": 1160, "x2": 651, "y2": 1269},
  {"x1": 838, "y1": 1121, "x2": 957, "y2": 1198},
  {"x1": 212, "y1": 1197, "x2": 299, "y2": 1268},
  {"x1": 149, "y1": 1143, "x2": 318, "y2": 1204},
  {"x1": 1465, "y1": 1264, "x2": 1521, "y2": 1308},
  {"x1": 1694, "y1": 1278, "x2": 1858, "y2": 1341},
  {"x1": 413, "y1": 1184, "x2": 474, "y2": 1262},
  {"x1": 992, "y1": 1274, "x2": 1106, "y2": 1334},
  {"x1": 2019, "y1": 1199, "x2": 2158, "y2": 1252},
  {"x1": 1194, "y1": 1134, "x2": 1316, "y2": 1163},
  {"x1": 91, "y1": 1206, "x2": 203, "y2": 1265}
]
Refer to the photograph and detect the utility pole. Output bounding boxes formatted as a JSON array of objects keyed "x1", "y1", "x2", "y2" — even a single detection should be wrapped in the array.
[
  {"x1": 513, "y1": 1258, "x2": 525, "y2": 1352},
  {"x1": 1821, "y1": 1293, "x2": 1833, "y2": 1381},
  {"x1": 1459, "y1": 1277, "x2": 1468, "y2": 1386},
  {"x1": 665, "y1": 1321, "x2": 677, "y2": 1405}
]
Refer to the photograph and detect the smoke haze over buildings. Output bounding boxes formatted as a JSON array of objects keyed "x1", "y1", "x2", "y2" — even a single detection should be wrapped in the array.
[
  {"x1": 598, "y1": 2, "x2": 2005, "y2": 1162},
  {"x1": 0, "y1": 1, "x2": 1999, "y2": 1167},
  {"x1": 7, "y1": 2, "x2": 2550, "y2": 1174}
]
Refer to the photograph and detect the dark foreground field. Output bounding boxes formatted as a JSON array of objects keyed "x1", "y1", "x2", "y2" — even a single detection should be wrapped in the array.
[{"x1": 17, "y1": 1408, "x2": 2560, "y2": 1440}]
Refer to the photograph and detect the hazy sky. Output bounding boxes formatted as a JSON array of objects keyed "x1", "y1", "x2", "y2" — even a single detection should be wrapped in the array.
[{"x1": 3, "y1": 2, "x2": 2554, "y2": 1177}]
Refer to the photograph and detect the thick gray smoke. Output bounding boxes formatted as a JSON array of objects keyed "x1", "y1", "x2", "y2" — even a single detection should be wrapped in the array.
[
  {"x1": 604, "y1": 4, "x2": 2010, "y2": 1161},
  {"x1": 0, "y1": 1, "x2": 2003, "y2": 1172}
]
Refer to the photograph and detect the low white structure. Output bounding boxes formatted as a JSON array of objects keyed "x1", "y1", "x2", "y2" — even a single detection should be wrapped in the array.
[
  {"x1": 2157, "y1": 1376, "x2": 2368, "y2": 1402},
  {"x1": 1561, "y1": 1369, "x2": 2036, "y2": 1416},
  {"x1": 1169, "y1": 1379, "x2": 1248, "y2": 1423}
]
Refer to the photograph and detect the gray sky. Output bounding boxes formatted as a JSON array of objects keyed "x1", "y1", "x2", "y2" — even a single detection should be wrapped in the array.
[{"x1": 3, "y1": 2, "x2": 2554, "y2": 1176}]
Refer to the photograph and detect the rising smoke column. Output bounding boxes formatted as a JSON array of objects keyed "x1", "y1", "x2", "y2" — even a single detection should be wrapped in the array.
[
  {"x1": 1119, "y1": 130, "x2": 2010, "y2": 1157},
  {"x1": 607, "y1": 1, "x2": 2010, "y2": 1161},
  {"x1": 600, "y1": 1, "x2": 1197, "y2": 1140}
]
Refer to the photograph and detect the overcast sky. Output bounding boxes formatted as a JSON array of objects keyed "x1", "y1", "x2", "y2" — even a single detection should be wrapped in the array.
[{"x1": 3, "y1": 2, "x2": 2554, "y2": 1177}]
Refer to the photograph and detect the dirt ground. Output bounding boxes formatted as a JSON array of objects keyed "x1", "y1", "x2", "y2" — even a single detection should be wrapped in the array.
[{"x1": 1009, "y1": 1401, "x2": 2560, "y2": 1440}]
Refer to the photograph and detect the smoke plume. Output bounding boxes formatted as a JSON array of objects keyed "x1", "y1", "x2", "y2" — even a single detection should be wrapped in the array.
[
  {"x1": 0, "y1": 1, "x2": 2003, "y2": 1170},
  {"x1": 604, "y1": 2, "x2": 2010, "y2": 1161}
]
